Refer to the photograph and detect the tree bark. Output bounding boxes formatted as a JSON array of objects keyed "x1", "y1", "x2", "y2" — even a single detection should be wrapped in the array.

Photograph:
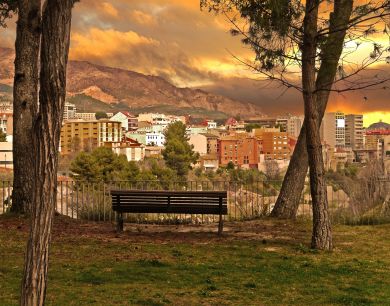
[
  {"x1": 10, "y1": 0, "x2": 41, "y2": 214},
  {"x1": 271, "y1": 0, "x2": 354, "y2": 219},
  {"x1": 302, "y1": 0, "x2": 332, "y2": 250},
  {"x1": 20, "y1": 0, "x2": 74, "y2": 304}
]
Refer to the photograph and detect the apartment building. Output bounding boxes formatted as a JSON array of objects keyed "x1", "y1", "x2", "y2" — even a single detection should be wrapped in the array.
[
  {"x1": 110, "y1": 111, "x2": 138, "y2": 131},
  {"x1": 104, "y1": 138, "x2": 145, "y2": 162},
  {"x1": 219, "y1": 134, "x2": 262, "y2": 168},
  {"x1": 75, "y1": 112, "x2": 96, "y2": 121},
  {"x1": 253, "y1": 128, "x2": 291, "y2": 160},
  {"x1": 286, "y1": 116, "x2": 303, "y2": 138},
  {"x1": 321, "y1": 112, "x2": 345, "y2": 148},
  {"x1": 189, "y1": 133, "x2": 219, "y2": 156},
  {"x1": 345, "y1": 114, "x2": 364, "y2": 149},
  {"x1": 63, "y1": 102, "x2": 77, "y2": 121},
  {"x1": 145, "y1": 132, "x2": 165, "y2": 147},
  {"x1": 60, "y1": 119, "x2": 122, "y2": 155}
]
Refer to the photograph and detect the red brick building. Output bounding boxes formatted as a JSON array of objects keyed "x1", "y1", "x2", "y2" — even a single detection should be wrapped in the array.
[{"x1": 218, "y1": 134, "x2": 262, "y2": 168}]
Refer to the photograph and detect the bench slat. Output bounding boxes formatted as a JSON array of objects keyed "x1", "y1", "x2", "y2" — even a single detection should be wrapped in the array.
[
  {"x1": 111, "y1": 190, "x2": 227, "y2": 197},
  {"x1": 112, "y1": 198, "x2": 226, "y2": 202},
  {"x1": 112, "y1": 206, "x2": 228, "y2": 214}
]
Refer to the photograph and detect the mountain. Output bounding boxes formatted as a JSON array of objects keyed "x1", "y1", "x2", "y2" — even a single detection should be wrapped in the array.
[{"x1": 0, "y1": 47, "x2": 263, "y2": 119}]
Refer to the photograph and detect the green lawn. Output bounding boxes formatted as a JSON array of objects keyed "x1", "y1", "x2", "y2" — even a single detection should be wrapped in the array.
[{"x1": 1, "y1": 216, "x2": 389, "y2": 306}]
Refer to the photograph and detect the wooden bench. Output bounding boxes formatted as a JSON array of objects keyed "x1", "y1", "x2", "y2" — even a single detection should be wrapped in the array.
[{"x1": 111, "y1": 190, "x2": 228, "y2": 235}]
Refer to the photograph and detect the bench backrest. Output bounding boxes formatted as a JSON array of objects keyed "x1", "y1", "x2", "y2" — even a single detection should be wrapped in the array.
[{"x1": 111, "y1": 190, "x2": 228, "y2": 215}]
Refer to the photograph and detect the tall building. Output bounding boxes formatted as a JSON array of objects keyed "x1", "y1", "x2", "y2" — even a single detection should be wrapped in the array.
[
  {"x1": 286, "y1": 116, "x2": 303, "y2": 138},
  {"x1": 321, "y1": 112, "x2": 345, "y2": 148},
  {"x1": 60, "y1": 119, "x2": 122, "y2": 155},
  {"x1": 63, "y1": 102, "x2": 76, "y2": 121},
  {"x1": 253, "y1": 128, "x2": 291, "y2": 160},
  {"x1": 345, "y1": 114, "x2": 363, "y2": 149},
  {"x1": 335, "y1": 112, "x2": 346, "y2": 147}
]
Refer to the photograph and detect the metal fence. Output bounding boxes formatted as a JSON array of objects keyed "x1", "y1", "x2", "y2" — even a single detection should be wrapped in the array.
[{"x1": 1, "y1": 179, "x2": 389, "y2": 225}]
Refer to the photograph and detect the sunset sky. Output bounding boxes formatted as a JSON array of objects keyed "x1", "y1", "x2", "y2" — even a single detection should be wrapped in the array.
[{"x1": 1, "y1": 0, "x2": 389, "y2": 126}]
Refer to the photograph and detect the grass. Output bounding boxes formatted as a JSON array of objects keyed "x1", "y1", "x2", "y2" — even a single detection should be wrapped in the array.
[{"x1": 1, "y1": 215, "x2": 390, "y2": 305}]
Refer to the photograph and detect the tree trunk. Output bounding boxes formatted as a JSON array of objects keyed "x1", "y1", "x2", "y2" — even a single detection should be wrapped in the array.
[
  {"x1": 270, "y1": 125, "x2": 308, "y2": 218},
  {"x1": 302, "y1": 0, "x2": 332, "y2": 250},
  {"x1": 10, "y1": 0, "x2": 41, "y2": 214},
  {"x1": 20, "y1": 0, "x2": 74, "y2": 304},
  {"x1": 271, "y1": 0, "x2": 354, "y2": 219}
]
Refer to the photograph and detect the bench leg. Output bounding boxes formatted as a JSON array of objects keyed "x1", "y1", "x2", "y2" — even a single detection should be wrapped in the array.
[
  {"x1": 117, "y1": 212, "x2": 124, "y2": 233},
  {"x1": 218, "y1": 214, "x2": 223, "y2": 235}
]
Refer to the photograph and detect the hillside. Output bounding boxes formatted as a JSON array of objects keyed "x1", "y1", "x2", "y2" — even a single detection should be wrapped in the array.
[{"x1": 0, "y1": 47, "x2": 262, "y2": 119}]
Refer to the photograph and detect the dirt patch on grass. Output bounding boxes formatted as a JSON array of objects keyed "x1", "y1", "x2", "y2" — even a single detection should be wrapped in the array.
[{"x1": 0, "y1": 214, "x2": 310, "y2": 246}]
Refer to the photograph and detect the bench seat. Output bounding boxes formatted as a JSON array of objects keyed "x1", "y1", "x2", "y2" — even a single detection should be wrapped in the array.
[{"x1": 111, "y1": 190, "x2": 228, "y2": 234}]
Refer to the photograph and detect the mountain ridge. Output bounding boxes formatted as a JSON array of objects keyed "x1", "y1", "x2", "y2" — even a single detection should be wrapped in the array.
[{"x1": 0, "y1": 47, "x2": 263, "y2": 118}]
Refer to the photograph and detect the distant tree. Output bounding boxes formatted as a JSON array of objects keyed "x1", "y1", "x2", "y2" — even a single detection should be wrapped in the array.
[
  {"x1": 70, "y1": 151, "x2": 100, "y2": 182},
  {"x1": 226, "y1": 161, "x2": 235, "y2": 170},
  {"x1": 68, "y1": 136, "x2": 81, "y2": 153},
  {"x1": 95, "y1": 111, "x2": 108, "y2": 120},
  {"x1": 194, "y1": 167, "x2": 203, "y2": 177},
  {"x1": 0, "y1": 128, "x2": 7, "y2": 142},
  {"x1": 162, "y1": 121, "x2": 199, "y2": 177},
  {"x1": 245, "y1": 123, "x2": 261, "y2": 132},
  {"x1": 83, "y1": 137, "x2": 97, "y2": 152},
  {"x1": 275, "y1": 123, "x2": 286, "y2": 132},
  {"x1": 70, "y1": 147, "x2": 137, "y2": 183}
]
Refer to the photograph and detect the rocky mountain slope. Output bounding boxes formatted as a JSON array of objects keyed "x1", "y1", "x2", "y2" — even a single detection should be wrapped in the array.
[{"x1": 0, "y1": 47, "x2": 262, "y2": 118}]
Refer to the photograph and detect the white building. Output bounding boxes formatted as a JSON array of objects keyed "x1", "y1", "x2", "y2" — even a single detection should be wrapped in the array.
[
  {"x1": 146, "y1": 132, "x2": 165, "y2": 147},
  {"x1": 138, "y1": 113, "x2": 186, "y2": 128},
  {"x1": 110, "y1": 111, "x2": 138, "y2": 131},
  {"x1": 321, "y1": 112, "x2": 345, "y2": 148},
  {"x1": 63, "y1": 102, "x2": 77, "y2": 121},
  {"x1": 206, "y1": 120, "x2": 217, "y2": 129},
  {"x1": 75, "y1": 112, "x2": 96, "y2": 120}
]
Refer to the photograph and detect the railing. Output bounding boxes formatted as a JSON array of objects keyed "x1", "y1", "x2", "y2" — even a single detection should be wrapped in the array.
[{"x1": 1, "y1": 179, "x2": 389, "y2": 225}]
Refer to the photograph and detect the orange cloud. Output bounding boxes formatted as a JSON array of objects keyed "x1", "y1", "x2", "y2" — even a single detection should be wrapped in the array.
[
  {"x1": 101, "y1": 2, "x2": 118, "y2": 18},
  {"x1": 70, "y1": 28, "x2": 159, "y2": 59},
  {"x1": 130, "y1": 10, "x2": 157, "y2": 27}
]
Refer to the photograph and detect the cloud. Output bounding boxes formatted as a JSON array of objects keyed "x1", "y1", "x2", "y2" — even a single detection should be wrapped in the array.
[
  {"x1": 69, "y1": 27, "x2": 215, "y2": 86},
  {"x1": 100, "y1": 2, "x2": 119, "y2": 18},
  {"x1": 130, "y1": 10, "x2": 158, "y2": 27},
  {"x1": 70, "y1": 28, "x2": 159, "y2": 59}
]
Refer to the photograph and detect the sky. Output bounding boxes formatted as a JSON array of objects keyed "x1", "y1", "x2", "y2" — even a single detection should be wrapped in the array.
[{"x1": 0, "y1": 0, "x2": 389, "y2": 126}]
